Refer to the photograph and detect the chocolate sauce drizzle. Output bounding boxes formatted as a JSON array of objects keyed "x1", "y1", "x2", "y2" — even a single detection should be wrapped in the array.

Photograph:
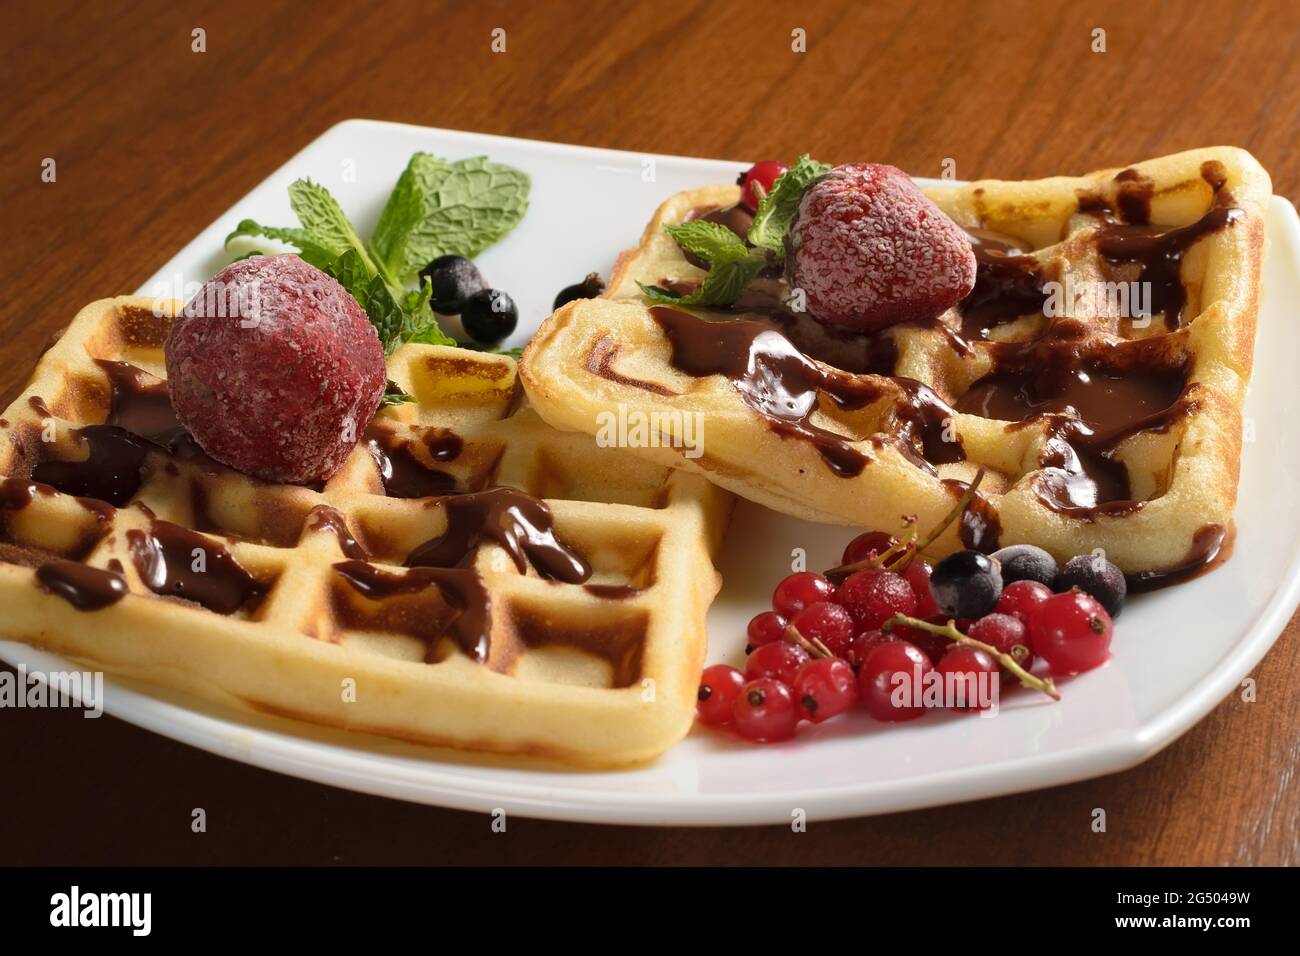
[
  {"x1": 406, "y1": 487, "x2": 591, "y2": 583},
  {"x1": 365, "y1": 426, "x2": 459, "y2": 498},
  {"x1": 36, "y1": 558, "x2": 128, "y2": 610},
  {"x1": 332, "y1": 560, "x2": 491, "y2": 663},
  {"x1": 127, "y1": 519, "x2": 265, "y2": 614},
  {"x1": 958, "y1": 229, "x2": 1047, "y2": 340},
  {"x1": 304, "y1": 504, "x2": 369, "y2": 560},
  {"x1": 650, "y1": 306, "x2": 963, "y2": 476}
]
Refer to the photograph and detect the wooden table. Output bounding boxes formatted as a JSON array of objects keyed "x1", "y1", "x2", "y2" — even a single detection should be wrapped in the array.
[{"x1": 2, "y1": 0, "x2": 1296, "y2": 865}]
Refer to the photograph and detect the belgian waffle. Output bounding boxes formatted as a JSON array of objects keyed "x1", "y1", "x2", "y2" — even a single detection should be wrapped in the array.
[
  {"x1": 520, "y1": 147, "x2": 1270, "y2": 581},
  {"x1": 0, "y1": 296, "x2": 732, "y2": 767}
]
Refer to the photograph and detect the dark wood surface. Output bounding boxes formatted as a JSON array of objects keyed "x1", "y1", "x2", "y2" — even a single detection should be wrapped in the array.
[{"x1": 1, "y1": 0, "x2": 1296, "y2": 865}]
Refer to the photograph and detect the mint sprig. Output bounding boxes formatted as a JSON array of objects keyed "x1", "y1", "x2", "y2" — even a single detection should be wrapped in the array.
[
  {"x1": 638, "y1": 220, "x2": 768, "y2": 307},
  {"x1": 747, "y1": 154, "x2": 832, "y2": 253},
  {"x1": 224, "y1": 152, "x2": 530, "y2": 359}
]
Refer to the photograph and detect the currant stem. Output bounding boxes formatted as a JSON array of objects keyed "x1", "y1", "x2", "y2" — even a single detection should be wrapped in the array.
[
  {"x1": 824, "y1": 522, "x2": 918, "y2": 583},
  {"x1": 783, "y1": 622, "x2": 834, "y2": 660},
  {"x1": 911, "y1": 466, "x2": 987, "y2": 559},
  {"x1": 885, "y1": 613, "x2": 1061, "y2": 701}
]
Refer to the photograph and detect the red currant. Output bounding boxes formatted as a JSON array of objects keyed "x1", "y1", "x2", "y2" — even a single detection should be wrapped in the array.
[
  {"x1": 967, "y1": 612, "x2": 1033, "y2": 673},
  {"x1": 892, "y1": 624, "x2": 952, "y2": 665},
  {"x1": 1028, "y1": 590, "x2": 1113, "y2": 675},
  {"x1": 788, "y1": 601, "x2": 856, "y2": 657},
  {"x1": 745, "y1": 641, "x2": 810, "y2": 685},
  {"x1": 733, "y1": 678, "x2": 799, "y2": 742},
  {"x1": 901, "y1": 559, "x2": 941, "y2": 619},
  {"x1": 794, "y1": 658, "x2": 859, "y2": 722},
  {"x1": 846, "y1": 629, "x2": 895, "y2": 670},
  {"x1": 995, "y1": 579, "x2": 1053, "y2": 623},
  {"x1": 772, "y1": 571, "x2": 835, "y2": 618},
  {"x1": 696, "y1": 664, "x2": 745, "y2": 727},
  {"x1": 738, "y1": 160, "x2": 790, "y2": 212},
  {"x1": 937, "y1": 646, "x2": 1000, "y2": 711},
  {"x1": 837, "y1": 569, "x2": 917, "y2": 630},
  {"x1": 841, "y1": 530, "x2": 898, "y2": 566},
  {"x1": 859, "y1": 640, "x2": 932, "y2": 722},
  {"x1": 747, "y1": 610, "x2": 787, "y2": 650}
]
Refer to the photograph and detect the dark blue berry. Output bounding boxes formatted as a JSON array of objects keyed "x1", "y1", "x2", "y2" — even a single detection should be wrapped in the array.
[
  {"x1": 992, "y1": 544, "x2": 1059, "y2": 588},
  {"x1": 420, "y1": 255, "x2": 486, "y2": 315},
  {"x1": 553, "y1": 272, "x2": 605, "y2": 310},
  {"x1": 930, "y1": 550, "x2": 1003, "y2": 620},
  {"x1": 1058, "y1": 553, "x2": 1126, "y2": 618},
  {"x1": 462, "y1": 288, "x2": 518, "y2": 345}
]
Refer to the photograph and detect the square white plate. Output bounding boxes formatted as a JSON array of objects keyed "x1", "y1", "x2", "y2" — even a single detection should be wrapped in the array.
[{"x1": 4, "y1": 120, "x2": 1298, "y2": 825}]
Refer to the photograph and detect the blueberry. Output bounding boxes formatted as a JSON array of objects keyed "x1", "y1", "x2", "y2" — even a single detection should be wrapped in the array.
[
  {"x1": 991, "y1": 544, "x2": 1059, "y2": 588},
  {"x1": 929, "y1": 550, "x2": 1003, "y2": 620},
  {"x1": 420, "y1": 255, "x2": 486, "y2": 315},
  {"x1": 462, "y1": 289, "x2": 518, "y2": 345},
  {"x1": 1058, "y1": 553, "x2": 1126, "y2": 618},
  {"x1": 553, "y1": 272, "x2": 606, "y2": 310}
]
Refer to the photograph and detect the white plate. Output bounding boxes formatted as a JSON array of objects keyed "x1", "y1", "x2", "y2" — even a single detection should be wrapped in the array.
[{"x1": 4, "y1": 121, "x2": 1298, "y2": 825}]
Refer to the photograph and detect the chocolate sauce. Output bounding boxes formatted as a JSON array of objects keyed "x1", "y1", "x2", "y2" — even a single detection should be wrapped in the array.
[
  {"x1": 1, "y1": 477, "x2": 46, "y2": 510},
  {"x1": 28, "y1": 396, "x2": 52, "y2": 418},
  {"x1": 365, "y1": 427, "x2": 458, "y2": 498},
  {"x1": 406, "y1": 487, "x2": 591, "y2": 583},
  {"x1": 127, "y1": 519, "x2": 265, "y2": 614},
  {"x1": 305, "y1": 505, "x2": 369, "y2": 560},
  {"x1": 95, "y1": 359, "x2": 185, "y2": 442},
  {"x1": 32, "y1": 425, "x2": 154, "y2": 506},
  {"x1": 1095, "y1": 198, "x2": 1243, "y2": 330},
  {"x1": 583, "y1": 583, "x2": 643, "y2": 600},
  {"x1": 332, "y1": 560, "x2": 491, "y2": 663},
  {"x1": 941, "y1": 479, "x2": 1002, "y2": 553},
  {"x1": 1126, "y1": 523, "x2": 1231, "y2": 592},
  {"x1": 650, "y1": 306, "x2": 963, "y2": 475},
  {"x1": 958, "y1": 229, "x2": 1047, "y2": 339},
  {"x1": 36, "y1": 558, "x2": 129, "y2": 610},
  {"x1": 1112, "y1": 168, "x2": 1155, "y2": 225}
]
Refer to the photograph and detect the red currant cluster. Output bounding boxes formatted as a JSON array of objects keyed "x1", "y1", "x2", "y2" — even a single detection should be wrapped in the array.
[{"x1": 697, "y1": 526, "x2": 1116, "y2": 744}]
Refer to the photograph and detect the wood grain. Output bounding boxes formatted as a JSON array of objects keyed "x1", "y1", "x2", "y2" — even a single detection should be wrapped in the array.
[{"x1": 0, "y1": 0, "x2": 1296, "y2": 865}]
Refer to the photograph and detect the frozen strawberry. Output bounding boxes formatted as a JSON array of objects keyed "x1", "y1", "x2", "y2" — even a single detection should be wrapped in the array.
[
  {"x1": 165, "y1": 255, "x2": 386, "y2": 484},
  {"x1": 790, "y1": 163, "x2": 976, "y2": 331}
]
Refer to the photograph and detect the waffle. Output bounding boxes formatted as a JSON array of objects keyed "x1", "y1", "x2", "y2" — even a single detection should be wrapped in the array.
[
  {"x1": 520, "y1": 147, "x2": 1270, "y2": 580},
  {"x1": 0, "y1": 296, "x2": 732, "y2": 767}
]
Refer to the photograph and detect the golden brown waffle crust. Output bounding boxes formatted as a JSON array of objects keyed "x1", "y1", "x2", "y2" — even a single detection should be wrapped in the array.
[
  {"x1": 0, "y1": 296, "x2": 733, "y2": 768},
  {"x1": 521, "y1": 147, "x2": 1270, "y2": 575}
]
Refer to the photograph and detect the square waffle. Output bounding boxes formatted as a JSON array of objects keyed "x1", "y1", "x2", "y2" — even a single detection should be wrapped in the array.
[
  {"x1": 0, "y1": 296, "x2": 732, "y2": 767},
  {"x1": 519, "y1": 148, "x2": 1270, "y2": 581}
]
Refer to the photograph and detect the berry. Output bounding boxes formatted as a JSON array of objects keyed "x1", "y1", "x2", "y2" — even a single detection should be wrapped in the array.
[
  {"x1": 1057, "y1": 553, "x2": 1127, "y2": 618},
  {"x1": 859, "y1": 641, "x2": 932, "y2": 721},
  {"x1": 461, "y1": 288, "x2": 518, "y2": 345},
  {"x1": 696, "y1": 665, "x2": 745, "y2": 727},
  {"x1": 1029, "y1": 590, "x2": 1113, "y2": 675},
  {"x1": 937, "y1": 646, "x2": 1000, "y2": 711},
  {"x1": 995, "y1": 579, "x2": 1053, "y2": 623},
  {"x1": 929, "y1": 550, "x2": 1003, "y2": 620},
  {"x1": 788, "y1": 601, "x2": 856, "y2": 657},
  {"x1": 794, "y1": 658, "x2": 859, "y2": 722},
  {"x1": 420, "y1": 254, "x2": 487, "y2": 315},
  {"x1": 836, "y1": 569, "x2": 917, "y2": 630},
  {"x1": 967, "y1": 612, "x2": 1033, "y2": 673},
  {"x1": 772, "y1": 571, "x2": 835, "y2": 617},
  {"x1": 746, "y1": 610, "x2": 787, "y2": 650},
  {"x1": 893, "y1": 623, "x2": 952, "y2": 665},
  {"x1": 789, "y1": 163, "x2": 977, "y2": 331},
  {"x1": 846, "y1": 629, "x2": 895, "y2": 670},
  {"x1": 733, "y1": 678, "x2": 799, "y2": 742},
  {"x1": 552, "y1": 272, "x2": 606, "y2": 310},
  {"x1": 901, "y1": 559, "x2": 941, "y2": 619},
  {"x1": 991, "y1": 544, "x2": 1059, "y2": 589},
  {"x1": 165, "y1": 255, "x2": 385, "y2": 484},
  {"x1": 738, "y1": 160, "x2": 789, "y2": 212},
  {"x1": 745, "y1": 641, "x2": 810, "y2": 685},
  {"x1": 841, "y1": 530, "x2": 898, "y2": 566}
]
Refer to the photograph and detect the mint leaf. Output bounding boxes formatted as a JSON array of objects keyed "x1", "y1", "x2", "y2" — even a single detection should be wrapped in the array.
[
  {"x1": 224, "y1": 219, "x2": 338, "y2": 271},
  {"x1": 637, "y1": 249, "x2": 766, "y2": 307},
  {"x1": 373, "y1": 154, "x2": 529, "y2": 281},
  {"x1": 747, "y1": 154, "x2": 832, "y2": 253},
  {"x1": 380, "y1": 379, "x2": 415, "y2": 406},
  {"x1": 287, "y1": 179, "x2": 376, "y2": 269},
  {"x1": 398, "y1": 277, "x2": 456, "y2": 347},
  {"x1": 663, "y1": 219, "x2": 747, "y2": 263}
]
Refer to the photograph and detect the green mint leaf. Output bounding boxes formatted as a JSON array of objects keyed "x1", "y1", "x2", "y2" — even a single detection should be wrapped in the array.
[
  {"x1": 663, "y1": 220, "x2": 747, "y2": 264},
  {"x1": 637, "y1": 249, "x2": 766, "y2": 307},
  {"x1": 379, "y1": 379, "x2": 415, "y2": 406},
  {"x1": 398, "y1": 276, "x2": 456, "y2": 348},
  {"x1": 224, "y1": 218, "x2": 338, "y2": 271},
  {"x1": 747, "y1": 154, "x2": 832, "y2": 253},
  {"x1": 378, "y1": 154, "x2": 530, "y2": 281},
  {"x1": 287, "y1": 179, "x2": 376, "y2": 268}
]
